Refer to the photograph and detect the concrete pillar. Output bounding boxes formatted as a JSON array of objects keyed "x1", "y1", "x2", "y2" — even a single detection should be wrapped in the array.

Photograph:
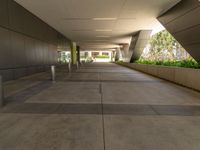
[
  {"x1": 88, "y1": 51, "x2": 92, "y2": 57},
  {"x1": 115, "y1": 48, "x2": 122, "y2": 61},
  {"x1": 0, "y1": 76, "x2": 4, "y2": 107},
  {"x1": 108, "y1": 51, "x2": 112, "y2": 61},
  {"x1": 77, "y1": 46, "x2": 80, "y2": 64},
  {"x1": 112, "y1": 51, "x2": 116, "y2": 62},
  {"x1": 121, "y1": 44, "x2": 130, "y2": 62},
  {"x1": 129, "y1": 30, "x2": 152, "y2": 63},
  {"x1": 70, "y1": 42, "x2": 77, "y2": 65}
]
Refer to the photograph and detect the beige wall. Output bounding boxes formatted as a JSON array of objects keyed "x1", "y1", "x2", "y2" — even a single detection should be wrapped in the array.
[{"x1": 119, "y1": 62, "x2": 200, "y2": 92}]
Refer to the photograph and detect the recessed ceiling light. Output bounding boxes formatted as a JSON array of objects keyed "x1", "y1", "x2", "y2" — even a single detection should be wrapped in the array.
[
  {"x1": 93, "y1": 18, "x2": 117, "y2": 21},
  {"x1": 94, "y1": 40, "x2": 108, "y2": 41},
  {"x1": 72, "y1": 29, "x2": 92, "y2": 32},
  {"x1": 95, "y1": 29, "x2": 112, "y2": 32},
  {"x1": 81, "y1": 40, "x2": 109, "y2": 42},
  {"x1": 96, "y1": 36, "x2": 110, "y2": 38}
]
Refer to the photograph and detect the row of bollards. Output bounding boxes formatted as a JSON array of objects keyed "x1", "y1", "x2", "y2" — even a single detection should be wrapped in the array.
[
  {"x1": 0, "y1": 62, "x2": 81, "y2": 107},
  {"x1": 0, "y1": 76, "x2": 4, "y2": 107},
  {"x1": 51, "y1": 61, "x2": 80, "y2": 82}
]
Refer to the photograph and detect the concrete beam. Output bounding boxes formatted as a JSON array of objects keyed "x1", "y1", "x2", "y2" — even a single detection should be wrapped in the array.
[{"x1": 158, "y1": 0, "x2": 200, "y2": 63}]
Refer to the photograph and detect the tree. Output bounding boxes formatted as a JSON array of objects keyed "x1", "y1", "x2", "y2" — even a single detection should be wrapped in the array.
[{"x1": 141, "y1": 30, "x2": 192, "y2": 61}]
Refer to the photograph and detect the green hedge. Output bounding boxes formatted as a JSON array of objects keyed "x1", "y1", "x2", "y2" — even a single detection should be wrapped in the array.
[
  {"x1": 96, "y1": 55, "x2": 110, "y2": 59},
  {"x1": 134, "y1": 59, "x2": 200, "y2": 69}
]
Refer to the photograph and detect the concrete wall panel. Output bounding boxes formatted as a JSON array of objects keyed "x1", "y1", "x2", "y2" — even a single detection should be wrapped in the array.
[
  {"x1": 13, "y1": 68, "x2": 27, "y2": 79},
  {"x1": 0, "y1": 28, "x2": 12, "y2": 69},
  {"x1": 24, "y1": 37, "x2": 36, "y2": 66},
  {"x1": 11, "y1": 32, "x2": 27, "y2": 67},
  {"x1": 164, "y1": 7, "x2": 200, "y2": 33},
  {"x1": 0, "y1": 0, "x2": 9, "y2": 27},
  {"x1": 184, "y1": 43, "x2": 200, "y2": 54},
  {"x1": 158, "y1": 0, "x2": 199, "y2": 25},
  {"x1": 0, "y1": 70, "x2": 14, "y2": 82},
  {"x1": 173, "y1": 25, "x2": 200, "y2": 45},
  {"x1": 0, "y1": 0, "x2": 70, "y2": 82},
  {"x1": 158, "y1": 0, "x2": 200, "y2": 63},
  {"x1": 119, "y1": 63, "x2": 200, "y2": 92}
]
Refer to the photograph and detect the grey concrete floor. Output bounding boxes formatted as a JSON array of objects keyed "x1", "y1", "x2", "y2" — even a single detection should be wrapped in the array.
[{"x1": 1, "y1": 62, "x2": 200, "y2": 150}]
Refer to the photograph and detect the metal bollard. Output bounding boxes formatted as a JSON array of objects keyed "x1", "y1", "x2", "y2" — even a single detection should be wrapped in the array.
[
  {"x1": 51, "y1": 65, "x2": 56, "y2": 81},
  {"x1": 0, "y1": 76, "x2": 4, "y2": 107},
  {"x1": 76, "y1": 61, "x2": 79, "y2": 69},
  {"x1": 68, "y1": 62, "x2": 71, "y2": 72}
]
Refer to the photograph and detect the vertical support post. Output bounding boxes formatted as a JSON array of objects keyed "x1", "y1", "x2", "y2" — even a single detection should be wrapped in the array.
[
  {"x1": 115, "y1": 47, "x2": 121, "y2": 61},
  {"x1": 77, "y1": 46, "x2": 80, "y2": 65},
  {"x1": 76, "y1": 61, "x2": 79, "y2": 69},
  {"x1": 0, "y1": 76, "x2": 4, "y2": 107},
  {"x1": 70, "y1": 42, "x2": 77, "y2": 65},
  {"x1": 51, "y1": 65, "x2": 56, "y2": 81}
]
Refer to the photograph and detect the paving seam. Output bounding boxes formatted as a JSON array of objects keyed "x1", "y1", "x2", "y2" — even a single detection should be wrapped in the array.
[
  {"x1": 149, "y1": 105, "x2": 160, "y2": 115},
  {"x1": 61, "y1": 80, "x2": 165, "y2": 83},
  {"x1": 99, "y1": 72, "x2": 106, "y2": 150}
]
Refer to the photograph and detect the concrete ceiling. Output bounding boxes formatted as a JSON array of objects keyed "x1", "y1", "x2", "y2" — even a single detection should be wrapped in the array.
[{"x1": 15, "y1": 0, "x2": 181, "y2": 51}]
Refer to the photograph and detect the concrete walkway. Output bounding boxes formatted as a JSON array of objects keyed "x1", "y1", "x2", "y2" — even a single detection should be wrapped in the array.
[{"x1": 1, "y1": 63, "x2": 200, "y2": 150}]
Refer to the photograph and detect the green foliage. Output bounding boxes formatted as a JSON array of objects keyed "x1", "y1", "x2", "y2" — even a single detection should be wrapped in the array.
[
  {"x1": 138, "y1": 30, "x2": 200, "y2": 69},
  {"x1": 141, "y1": 30, "x2": 192, "y2": 61},
  {"x1": 58, "y1": 51, "x2": 70, "y2": 63},
  {"x1": 96, "y1": 55, "x2": 110, "y2": 59},
  {"x1": 135, "y1": 59, "x2": 200, "y2": 69},
  {"x1": 86, "y1": 57, "x2": 93, "y2": 62}
]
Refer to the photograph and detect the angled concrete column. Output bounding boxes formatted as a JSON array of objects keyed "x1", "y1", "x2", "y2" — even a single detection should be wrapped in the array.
[
  {"x1": 112, "y1": 51, "x2": 116, "y2": 62},
  {"x1": 70, "y1": 42, "x2": 77, "y2": 65},
  {"x1": 115, "y1": 48, "x2": 122, "y2": 61},
  {"x1": 88, "y1": 51, "x2": 92, "y2": 57},
  {"x1": 129, "y1": 30, "x2": 152, "y2": 62},
  {"x1": 119, "y1": 30, "x2": 151, "y2": 63},
  {"x1": 121, "y1": 44, "x2": 130, "y2": 62},
  {"x1": 158, "y1": 0, "x2": 200, "y2": 63}
]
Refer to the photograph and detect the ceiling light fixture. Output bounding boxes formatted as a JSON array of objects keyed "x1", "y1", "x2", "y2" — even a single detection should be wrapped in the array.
[
  {"x1": 95, "y1": 29, "x2": 112, "y2": 32},
  {"x1": 93, "y1": 18, "x2": 117, "y2": 21},
  {"x1": 96, "y1": 36, "x2": 110, "y2": 38}
]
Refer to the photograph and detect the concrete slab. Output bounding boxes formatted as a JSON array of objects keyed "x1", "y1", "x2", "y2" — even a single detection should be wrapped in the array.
[
  {"x1": 63, "y1": 73, "x2": 100, "y2": 81},
  {"x1": 2, "y1": 62, "x2": 200, "y2": 150},
  {"x1": 0, "y1": 114, "x2": 104, "y2": 150},
  {"x1": 100, "y1": 72, "x2": 162, "y2": 82},
  {"x1": 104, "y1": 116, "x2": 200, "y2": 150},
  {"x1": 77, "y1": 68, "x2": 133, "y2": 73},
  {"x1": 102, "y1": 82, "x2": 200, "y2": 105},
  {"x1": 26, "y1": 82, "x2": 101, "y2": 104}
]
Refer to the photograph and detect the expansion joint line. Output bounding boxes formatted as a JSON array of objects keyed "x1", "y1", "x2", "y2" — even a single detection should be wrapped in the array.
[{"x1": 99, "y1": 73, "x2": 106, "y2": 150}]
